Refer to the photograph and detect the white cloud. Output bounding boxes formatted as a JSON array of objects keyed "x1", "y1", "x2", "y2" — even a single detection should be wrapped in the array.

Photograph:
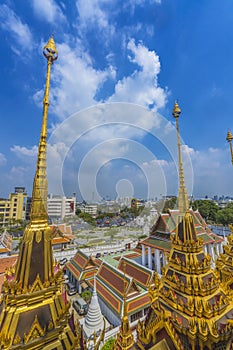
[
  {"x1": 0, "y1": 4, "x2": 33, "y2": 54},
  {"x1": 11, "y1": 145, "x2": 38, "y2": 158},
  {"x1": 109, "y1": 39, "x2": 167, "y2": 108},
  {"x1": 76, "y1": 0, "x2": 110, "y2": 29},
  {"x1": 32, "y1": 0, "x2": 66, "y2": 24},
  {"x1": 47, "y1": 41, "x2": 110, "y2": 119},
  {"x1": 0, "y1": 153, "x2": 6, "y2": 166}
]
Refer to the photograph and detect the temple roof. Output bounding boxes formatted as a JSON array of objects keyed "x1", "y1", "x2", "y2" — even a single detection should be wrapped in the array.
[
  {"x1": 118, "y1": 257, "x2": 153, "y2": 288},
  {"x1": 87, "y1": 261, "x2": 150, "y2": 317},
  {"x1": 142, "y1": 209, "x2": 223, "y2": 250},
  {"x1": 66, "y1": 250, "x2": 98, "y2": 281}
]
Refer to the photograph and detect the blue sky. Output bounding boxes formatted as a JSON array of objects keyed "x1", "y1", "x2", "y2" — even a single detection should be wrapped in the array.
[{"x1": 0, "y1": 0, "x2": 233, "y2": 201}]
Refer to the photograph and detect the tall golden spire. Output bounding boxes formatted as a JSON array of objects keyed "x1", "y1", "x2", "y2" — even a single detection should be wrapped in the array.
[
  {"x1": 14, "y1": 36, "x2": 58, "y2": 288},
  {"x1": 30, "y1": 35, "x2": 58, "y2": 223},
  {"x1": 113, "y1": 262, "x2": 134, "y2": 350},
  {"x1": 0, "y1": 36, "x2": 78, "y2": 350},
  {"x1": 173, "y1": 101, "x2": 189, "y2": 214},
  {"x1": 226, "y1": 130, "x2": 233, "y2": 165}
]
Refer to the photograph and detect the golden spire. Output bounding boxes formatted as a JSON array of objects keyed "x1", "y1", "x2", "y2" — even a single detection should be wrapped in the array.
[
  {"x1": 226, "y1": 130, "x2": 233, "y2": 165},
  {"x1": 113, "y1": 262, "x2": 134, "y2": 350},
  {"x1": 173, "y1": 101, "x2": 189, "y2": 214},
  {"x1": 14, "y1": 36, "x2": 58, "y2": 288},
  {"x1": 30, "y1": 35, "x2": 58, "y2": 223}
]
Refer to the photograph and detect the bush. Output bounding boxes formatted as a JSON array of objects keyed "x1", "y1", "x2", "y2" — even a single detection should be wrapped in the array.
[{"x1": 101, "y1": 338, "x2": 114, "y2": 350}]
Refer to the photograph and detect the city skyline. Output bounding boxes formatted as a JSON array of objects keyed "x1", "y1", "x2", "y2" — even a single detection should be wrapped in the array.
[{"x1": 0, "y1": 1, "x2": 233, "y2": 201}]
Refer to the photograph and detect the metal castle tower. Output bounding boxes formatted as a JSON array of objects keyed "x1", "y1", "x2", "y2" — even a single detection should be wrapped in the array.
[{"x1": 0, "y1": 36, "x2": 78, "y2": 349}]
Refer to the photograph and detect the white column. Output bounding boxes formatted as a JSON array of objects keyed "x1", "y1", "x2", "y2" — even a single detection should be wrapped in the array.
[
  {"x1": 216, "y1": 243, "x2": 220, "y2": 257},
  {"x1": 210, "y1": 244, "x2": 215, "y2": 268},
  {"x1": 220, "y1": 242, "x2": 223, "y2": 254},
  {"x1": 203, "y1": 244, "x2": 208, "y2": 255},
  {"x1": 155, "y1": 249, "x2": 161, "y2": 275},
  {"x1": 148, "y1": 247, "x2": 152, "y2": 270},
  {"x1": 162, "y1": 251, "x2": 165, "y2": 267},
  {"x1": 142, "y1": 245, "x2": 145, "y2": 266}
]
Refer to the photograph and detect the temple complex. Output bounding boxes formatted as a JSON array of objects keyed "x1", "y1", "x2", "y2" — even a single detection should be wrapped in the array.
[{"x1": 0, "y1": 37, "x2": 78, "y2": 349}]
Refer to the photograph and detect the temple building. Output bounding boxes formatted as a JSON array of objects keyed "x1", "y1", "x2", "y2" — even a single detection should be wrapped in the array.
[
  {"x1": 0, "y1": 37, "x2": 79, "y2": 349},
  {"x1": 140, "y1": 103, "x2": 224, "y2": 274},
  {"x1": 135, "y1": 103, "x2": 233, "y2": 350},
  {"x1": 216, "y1": 131, "x2": 233, "y2": 289}
]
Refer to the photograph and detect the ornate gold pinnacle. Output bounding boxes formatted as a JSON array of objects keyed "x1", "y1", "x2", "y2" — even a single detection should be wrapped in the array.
[
  {"x1": 226, "y1": 130, "x2": 233, "y2": 165},
  {"x1": 173, "y1": 101, "x2": 189, "y2": 214}
]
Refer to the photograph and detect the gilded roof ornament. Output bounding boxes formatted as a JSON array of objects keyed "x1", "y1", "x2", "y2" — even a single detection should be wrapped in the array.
[
  {"x1": 43, "y1": 35, "x2": 58, "y2": 61},
  {"x1": 172, "y1": 101, "x2": 181, "y2": 119}
]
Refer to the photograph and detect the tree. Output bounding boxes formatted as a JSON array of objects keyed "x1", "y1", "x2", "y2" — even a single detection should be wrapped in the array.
[
  {"x1": 76, "y1": 208, "x2": 82, "y2": 215},
  {"x1": 162, "y1": 197, "x2": 177, "y2": 213},
  {"x1": 192, "y1": 200, "x2": 218, "y2": 222},
  {"x1": 101, "y1": 338, "x2": 114, "y2": 350},
  {"x1": 216, "y1": 203, "x2": 233, "y2": 225},
  {"x1": 78, "y1": 212, "x2": 96, "y2": 226}
]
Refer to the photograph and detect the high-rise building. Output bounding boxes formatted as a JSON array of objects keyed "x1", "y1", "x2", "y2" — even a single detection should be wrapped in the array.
[
  {"x1": 47, "y1": 194, "x2": 76, "y2": 220},
  {"x1": 0, "y1": 187, "x2": 27, "y2": 224}
]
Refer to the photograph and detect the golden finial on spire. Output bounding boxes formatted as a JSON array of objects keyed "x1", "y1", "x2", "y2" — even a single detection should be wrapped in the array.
[
  {"x1": 172, "y1": 100, "x2": 181, "y2": 119},
  {"x1": 43, "y1": 35, "x2": 58, "y2": 61},
  {"x1": 173, "y1": 101, "x2": 189, "y2": 214},
  {"x1": 226, "y1": 130, "x2": 233, "y2": 165}
]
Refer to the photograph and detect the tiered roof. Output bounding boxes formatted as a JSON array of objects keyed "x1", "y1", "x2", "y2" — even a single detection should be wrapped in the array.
[
  {"x1": 66, "y1": 250, "x2": 99, "y2": 281},
  {"x1": 137, "y1": 212, "x2": 233, "y2": 349},
  {"x1": 118, "y1": 257, "x2": 153, "y2": 289},
  {"x1": 142, "y1": 209, "x2": 223, "y2": 252},
  {"x1": 216, "y1": 226, "x2": 233, "y2": 287},
  {"x1": 88, "y1": 261, "x2": 150, "y2": 318}
]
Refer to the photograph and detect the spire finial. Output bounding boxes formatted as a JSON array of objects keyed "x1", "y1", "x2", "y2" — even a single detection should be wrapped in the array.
[
  {"x1": 43, "y1": 35, "x2": 58, "y2": 61},
  {"x1": 173, "y1": 101, "x2": 189, "y2": 214},
  {"x1": 226, "y1": 130, "x2": 233, "y2": 165},
  {"x1": 172, "y1": 100, "x2": 181, "y2": 118}
]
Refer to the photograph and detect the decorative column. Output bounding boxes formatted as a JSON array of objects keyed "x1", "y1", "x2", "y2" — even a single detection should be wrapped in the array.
[
  {"x1": 142, "y1": 245, "x2": 145, "y2": 266},
  {"x1": 155, "y1": 249, "x2": 161, "y2": 275},
  {"x1": 220, "y1": 242, "x2": 223, "y2": 254},
  {"x1": 216, "y1": 243, "x2": 220, "y2": 257},
  {"x1": 203, "y1": 244, "x2": 208, "y2": 255},
  {"x1": 148, "y1": 247, "x2": 152, "y2": 270}
]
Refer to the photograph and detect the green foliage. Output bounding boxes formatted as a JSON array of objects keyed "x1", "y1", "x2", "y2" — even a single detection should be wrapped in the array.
[
  {"x1": 192, "y1": 200, "x2": 218, "y2": 222},
  {"x1": 75, "y1": 208, "x2": 82, "y2": 215},
  {"x1": 81, "y1": 290, "x2": 92, "y2": 303},
  {"x1": 216, "y1": 204, "x2": 233, "y2": 225},
  {"x1": 78, "y1": 212, "x2": 96, "y2": 226},
  {"x1": 101, "y1": 338, "x2": 114, "y2": 350},
  {"x1": 162, "y1": 197, "x2": 177, "y2": 213}
]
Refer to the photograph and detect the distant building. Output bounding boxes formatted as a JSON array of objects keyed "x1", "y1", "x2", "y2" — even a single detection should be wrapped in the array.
[
  {"x1": 83, "y1": 204, "x2": 98, "y2": 217},
  {"x1": 47, "y1": 194, "x2": 76, "y2": 220},
  {"x1": 0, "y1": 187, "x2": 27, "y2": 224}
]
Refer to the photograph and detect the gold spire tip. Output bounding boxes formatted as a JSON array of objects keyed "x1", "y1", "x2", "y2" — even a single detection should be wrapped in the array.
[
  {"x1": 172, "y1": 101, "x2": 181, "y2": 118},
  {"x1": 226, "y1": 130, "x2": 233, "y2": 142},
  {"x1": 43, "y1": 35, "x2": 58, "y2": 61}
]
